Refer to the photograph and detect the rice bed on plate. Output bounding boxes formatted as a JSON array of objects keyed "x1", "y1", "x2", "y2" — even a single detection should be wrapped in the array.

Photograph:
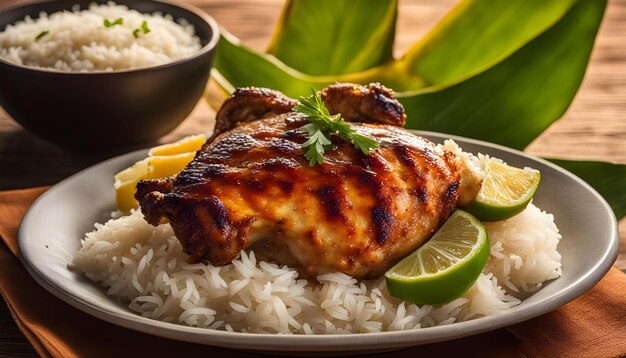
[{"x1": 71, "y1": 143, "x2": 562, "y2": 334}]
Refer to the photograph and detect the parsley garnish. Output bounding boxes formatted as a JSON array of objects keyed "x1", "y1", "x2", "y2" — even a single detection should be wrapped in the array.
[
  {"x1": 104, "y1": 18, "x2": 123, "y2": 28},
  {"x1": 295, "y1": 89, "x2": 379, "y2": 166},
  {"x1": 141, "y1": 20, "x2": 151, "y2": 34},
  {"x1": 35, "y1": 30, "x2": 49, "y2": 41},
  {"x1": 133, "y1": 21, "x2": 151, "y2": 38}
]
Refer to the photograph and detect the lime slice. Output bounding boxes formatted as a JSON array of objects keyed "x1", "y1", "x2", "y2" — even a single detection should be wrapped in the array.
[
  {"x1": 385, "y1": 210, "x2": 489, "y2": 305},
  {"x1": 466, "y1": 160, "x2": 540, "y2": 222}
]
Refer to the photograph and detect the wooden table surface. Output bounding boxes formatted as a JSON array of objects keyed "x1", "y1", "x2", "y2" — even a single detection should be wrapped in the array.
[{"x1": 0, "y1": 0, "x2": 625, "y2": 356}]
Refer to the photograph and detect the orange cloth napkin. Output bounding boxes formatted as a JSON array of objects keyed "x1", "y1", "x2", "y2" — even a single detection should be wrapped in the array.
[{"x1": 0, "y1": 187, "x2": 625, "y2": 357}]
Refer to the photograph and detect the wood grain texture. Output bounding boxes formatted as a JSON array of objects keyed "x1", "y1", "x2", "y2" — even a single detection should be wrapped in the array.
[{"x1": 0, "y1": 0, "x2": 624, "y2": 356}]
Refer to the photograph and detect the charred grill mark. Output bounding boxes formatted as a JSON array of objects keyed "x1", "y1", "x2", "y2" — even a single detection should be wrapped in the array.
[
  {"x1": 357, "y1": 153, "x2": 374, "y2": 171},
  {"x1": 283, "y1": 129, "x2": 307, "y2": 141},
  {"x1": 207, "y1": 195, "x2": 229, "y2": 230},
  {"x1": 207, "y1": 133, "x2": 257, "y2": 158},
  {"x1": 444, "y1": 181, "x2": 460, "y2": 202},
  {"x1": 392, "y1": 143, "x2": 432, "y2": 206},
  {"x1": 373, "y1": 91, "x2": 404, "y2": 123},
  {"x1": 372, "y1": 205, "x2": 393, "y2": 244},
  {"x1": 349, "y1": 160, "x2": 395, "y2": 245},
  {"x1": 279, "y1": 180, "x2": 294, "y2": 194},
  {"x1": 258, "y1": 157, "x2": 300, "y2": 171},
  {"x1": 358, "y1": 172, "x2": 376, "y2": 186},
  {"x1": 197, "y1": 164, "x2": 226, "y2": 179},
  {"x1": 356, "y1": 152, "x2": 390, "y2": 173},
  {"x1": 392, "y1": 145, "x2": 418, "y2": 169},
  {"x1": 410, "y1": 187, "x2": 429, "y2": 204},
  {"x1": 268, "y1": 137, "x2": 301, "y2": 155},
  {"x1": 347, "y1": 156, "x2": 396, "y2": 245},
  {"x1": 174, "y1": 168, "x2": 207, "y2": 187},
  {"x1": 245, "y1": 179, "x2": 266, "y2": 192},
  {"x1": 418, "y1": 188, "x2": 428, "y2": 203},
  {"x1": 347, "y1": 160, "x2": 381, "y2": 191},
  {"x1": 316, "y1": 186, "x2": 346, "y2": 221}
]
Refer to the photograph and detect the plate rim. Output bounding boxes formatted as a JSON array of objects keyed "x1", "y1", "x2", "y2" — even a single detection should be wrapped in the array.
[{"x1": 17, "y1": 130, "x2": 620, "y2": 351}]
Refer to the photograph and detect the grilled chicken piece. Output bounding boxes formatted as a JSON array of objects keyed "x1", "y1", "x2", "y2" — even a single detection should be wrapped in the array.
[{"x1": 137, "y1": 83, "x2": 478, "y2": 279}]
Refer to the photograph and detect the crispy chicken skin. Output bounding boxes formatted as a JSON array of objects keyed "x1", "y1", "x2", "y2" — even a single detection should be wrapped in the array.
[
  {"x1": 137, "y1": 83, "x2": 470, "y2": 279},
  {"x1": 320, "y1": 82, "x2": 406, "y2": 126},
  {"x1": 209, "y1": 87, "x2": 298, "y2": 141}
]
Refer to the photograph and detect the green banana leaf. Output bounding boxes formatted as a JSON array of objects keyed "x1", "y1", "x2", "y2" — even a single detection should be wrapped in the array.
[
  {"x1": 400, "y1": 0, "x2": 577, "y2": 87},
  {"x1": 400, "y1": 0, "x2": 606, "y2": 149},
  {"x1": 548, "y1": 159, "x2": 626, "y2": 219},
  {"x1": 267, "y1": 0, "x2": 397, "y2": 75},
  {"x1": 213, "y1": 30, "x2": 401, "y2": 96},
  {"x1": 213, "y1": 31, "x2": 317, "y2": 95}
]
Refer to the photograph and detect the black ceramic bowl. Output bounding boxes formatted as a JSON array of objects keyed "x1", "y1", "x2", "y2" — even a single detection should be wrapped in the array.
[{"x1": 0, "y1": 0, "x2": 219, "y2": 150}]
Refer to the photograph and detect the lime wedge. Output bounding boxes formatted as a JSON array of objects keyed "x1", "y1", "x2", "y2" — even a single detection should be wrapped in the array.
[
  {"x1": 385, "y1": 210, "x2": 489, "y2": 305},
  {"x1": 465, "y1": 160, "x2": 540, "y2": 222}
]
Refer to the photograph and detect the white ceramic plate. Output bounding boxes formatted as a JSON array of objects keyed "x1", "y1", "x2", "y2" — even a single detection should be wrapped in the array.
[{"x1": 18, "y1": 131, "x2": 619, "y2": 354}]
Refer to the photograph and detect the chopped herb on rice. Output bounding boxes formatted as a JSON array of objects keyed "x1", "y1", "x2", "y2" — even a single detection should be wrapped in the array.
[{"x1": 103, "y1": 17, "x2": 123, "y2": 28}]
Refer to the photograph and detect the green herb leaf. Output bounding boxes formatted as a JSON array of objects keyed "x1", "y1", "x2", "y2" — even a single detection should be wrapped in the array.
[
  {"x1": 35, "y1": 30, "x2": 49, "y2": 41},
  {"x1": 104, "y1": 18, "x2": 123, "y2": 28},
  {"x1": 399, "y1": 0, "x2": 606, "y2": 150},
  {"x1": 132, "y1": 20, "x2": 151, "y2": 39},
  {"x1": 352, "y1": 134, "x2": 379, "y2": 155},
  {"x1": 302, "y1": 130, "x2": 331, "y2": 166},
  {"x1": 401, "y1": 0, "x2": 578, "y2": 87},
  {"x1": 267, "y1": 0, "x2": 397, "y2": 75},
  {"x1": 141, "y1": 20, "x2": 151, "y2": 34},
  {"x1": 295, "y1": 89, "x2": 378, "y2": 166}
]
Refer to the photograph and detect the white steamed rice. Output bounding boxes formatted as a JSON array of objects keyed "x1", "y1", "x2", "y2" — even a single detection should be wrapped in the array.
[
  {"x1": 0, "y1": 2, "x2": 201, "y2": 71},
  {"x1": 71, "y1": 141, "x2": 563, "y2": 334}
]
